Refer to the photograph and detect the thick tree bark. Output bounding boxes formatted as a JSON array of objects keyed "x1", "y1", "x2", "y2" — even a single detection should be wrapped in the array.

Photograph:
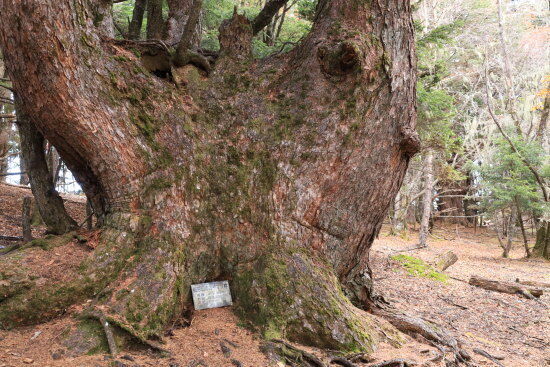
[
  {"x1": 0, "y1": 0, "x2": 419, "y2": 354},
  {"x1": 16, "y1": 107, "x2": 78, "y2": 234},
  {"x1": 128, "y1": 0, "x2": 147, "y2": 40}
]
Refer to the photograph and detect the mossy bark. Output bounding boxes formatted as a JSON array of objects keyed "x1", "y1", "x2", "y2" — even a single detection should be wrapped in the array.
[{"x1": 0, "y1": 0, "x2": 418, "y2": 354}]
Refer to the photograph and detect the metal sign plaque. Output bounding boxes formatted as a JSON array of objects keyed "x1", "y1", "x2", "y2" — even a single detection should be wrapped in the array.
[{"x1": 191, "y1": 280, "x2": 233, "y2": 310}]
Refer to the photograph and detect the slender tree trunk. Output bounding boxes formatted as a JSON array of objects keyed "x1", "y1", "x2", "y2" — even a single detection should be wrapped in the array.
[
  {"x1": 16, "y1": 106, "x2": 78, "y2": 235},
  {"x1": 0, "y1": 68, "x2": 11, "y2": 181},
  {"x1": 535, "y1": 81, "x2": 549, "y2": 144},
  {"x1": 515, "y1": 197, "x2": 530, "y2": 257},
  {"x1": 18, "y1": 143, "x2": 29, "y2": 186},
  {"x1": 418, "y1": 150, "x2": 434, "y2": 248},
  {"x1": 496, "y1": 0, "x2": 522, "y2": 135},
  {"x1": 534, "y1": 221, "x2": 550, "y2": 259},
  {"x1": 22, "y1": 196, "x2": 33, "y2": 242},
  {"x1": 128, "y1": 0, "x2": 147, "y2": 40},
  {"x1": 146, "y1": 0, "x2": 164, "y2": 39},
  {"x1": 0, "y1": 0, "x2": 419, "y2": 353},
  {"x1": 93, "y1": 0, "x2": 115, "y2": 38},
  {"x1": 164, "y1": 0, "x2": 201, "y2": 46},
  {"x1": 502, "y1": 209, "x2": 516, "y2": 258}
]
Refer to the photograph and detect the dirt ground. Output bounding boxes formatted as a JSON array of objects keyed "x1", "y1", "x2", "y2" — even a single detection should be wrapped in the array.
[{"x1": 0, "y1": 183, "x2": 548, "y2": 367}]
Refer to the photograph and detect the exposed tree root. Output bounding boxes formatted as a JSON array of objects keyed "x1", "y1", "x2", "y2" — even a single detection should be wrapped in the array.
[
  {"x1": 366, "y1": 359, "x2": 416, "y2": 367},
  {"x1": 330, "y1": 356, "x2": 358, "y2": 367},
  {"x1": 472, "y1": 349, "x2": 504, "y2": 367},
  {"x1": 100, "y1": 315, "x2": 119, "y2": 357},
  {"x1": 264, "y1": 339, "x2": 326, "y2": 367},
  {"x1": 367, "y1": 296, "x2": 474, "y2": 367}
]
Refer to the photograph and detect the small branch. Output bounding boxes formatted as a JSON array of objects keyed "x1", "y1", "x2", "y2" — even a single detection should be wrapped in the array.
[
  {"x1": 0, "y1": 171, "x2": 26, "y2": 177},
  {"x1": 0, "y1": 235, "x2": 23, "y2": 241},
  {"x1": 472, "y1": 348, "x2": 504, "y2": 367},
  {"x1": 78, "y1": 210, "x2": 95, "y2": 228},
  {"x1": 437, "y1": 296, "x2": 468, "y2": 310},
  {"x1": 0, "y1": 84, "x2": 14, "y2": 93}
]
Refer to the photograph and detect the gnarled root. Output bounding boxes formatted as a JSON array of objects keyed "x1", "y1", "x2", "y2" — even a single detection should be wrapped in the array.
[
  {"x1": 262, "y1": 339, "x2": 326, "y2": 367},
  {"x1": 368, "y1": 297, "x2": 474, "y2": 367}
]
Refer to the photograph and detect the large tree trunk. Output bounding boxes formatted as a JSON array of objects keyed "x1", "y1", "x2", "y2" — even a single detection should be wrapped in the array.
[
  {"x1": 16, "y1": 106, "x2": 78, "y2": 234},
  {"x1": 0, "y1": 0, "x2": 419, "y2": 353}
]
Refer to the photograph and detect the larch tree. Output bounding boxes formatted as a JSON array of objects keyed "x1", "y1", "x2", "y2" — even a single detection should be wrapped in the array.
[{"x1": 0, "y1": 0, "x2": 433, "y2": 356}]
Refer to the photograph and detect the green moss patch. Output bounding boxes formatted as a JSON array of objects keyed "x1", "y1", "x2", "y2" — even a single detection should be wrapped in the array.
[{"x1": 390, "y1": 254, "x2": 448, "y2": 282}]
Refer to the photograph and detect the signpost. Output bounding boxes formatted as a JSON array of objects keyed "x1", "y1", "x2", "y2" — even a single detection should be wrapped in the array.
[{"x1": 191, "y1": 280, "x2": 233, "y2": 310}]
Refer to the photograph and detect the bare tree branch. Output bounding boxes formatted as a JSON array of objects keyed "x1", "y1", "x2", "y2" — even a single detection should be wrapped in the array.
[{"x1": 484, "y1": 63, "x2": 548, "y2": 202}]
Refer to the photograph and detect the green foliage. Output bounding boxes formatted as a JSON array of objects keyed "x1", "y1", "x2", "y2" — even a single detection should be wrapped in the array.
[
  {"x1": 477, "y1": 136, "x2": 549, "y2": 217},
  {"x1": 202, "y1": 0, "x2": 312, "y2": 57},
  {"x1": 391, "y1": 254, "x2": 449, "y2": 282},
  {"x1": 112, "y1": 0, "x2": 313, "y2": 57},
  {"x1": 297, "y1": 0, "x2": 317, "y2": 22},
  {"x1": 415, "y1": 20, "x2": 464, "y2": 154}
]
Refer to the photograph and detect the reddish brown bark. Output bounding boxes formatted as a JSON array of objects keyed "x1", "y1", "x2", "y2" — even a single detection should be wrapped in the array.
[{"x1": 0, "y1": 0, "x2": 418, "y2": 353}]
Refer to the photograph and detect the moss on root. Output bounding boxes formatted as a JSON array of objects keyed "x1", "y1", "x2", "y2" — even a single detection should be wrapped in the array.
[
  {"x1": 232, "y1": 249, "x2": 404, "y2": 353},
  {"x1": 0, "y1": 229, "x2": 138, "y2": 329}
]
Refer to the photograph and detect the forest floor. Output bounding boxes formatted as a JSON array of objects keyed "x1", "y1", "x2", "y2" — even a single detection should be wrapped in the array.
[{"x1": 0, "y1": 183, "x2": 548, "y2": 367}]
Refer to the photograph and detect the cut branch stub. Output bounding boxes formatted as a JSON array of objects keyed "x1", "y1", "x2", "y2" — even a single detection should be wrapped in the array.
[{"x1": 218, "y1": 12, "x2": 253, "y2": 60}]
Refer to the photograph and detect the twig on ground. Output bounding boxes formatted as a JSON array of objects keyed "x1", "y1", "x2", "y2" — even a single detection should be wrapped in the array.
[
  {"x1": 391, "y1": 244, "x2": 427, "y2": 253},
  {"x1": 438, "y1": 296, "x2": 469, "y2": 310},
  {"x1": 472, "y1": 348, "x2": 504, "y2": 367},
  {"x1": 0, "y1": 235, "x2": 23, "y2": 241}
]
